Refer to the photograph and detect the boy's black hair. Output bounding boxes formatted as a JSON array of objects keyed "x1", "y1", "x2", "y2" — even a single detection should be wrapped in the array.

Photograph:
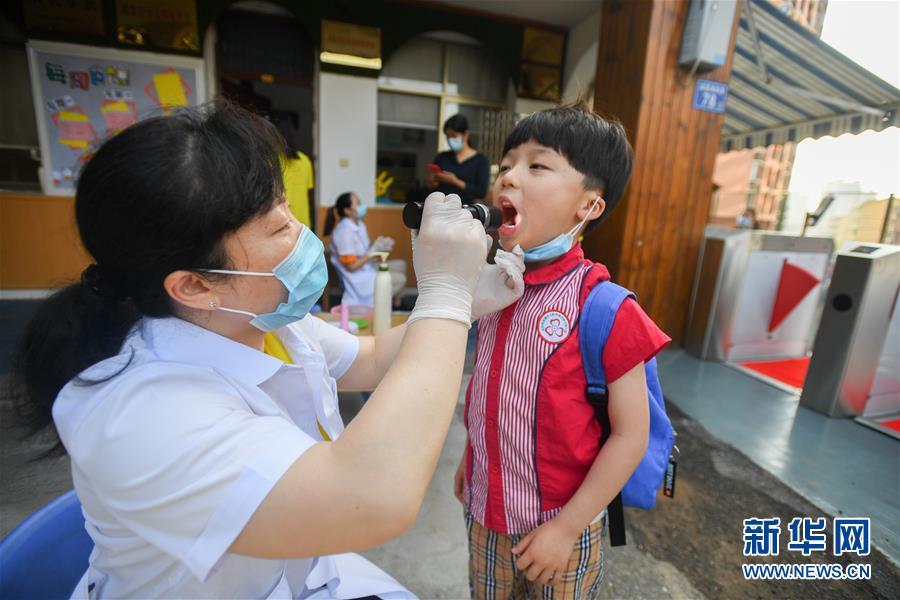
[{"x1": 502, "y1": 101, "x2": 634, "y2": 233}]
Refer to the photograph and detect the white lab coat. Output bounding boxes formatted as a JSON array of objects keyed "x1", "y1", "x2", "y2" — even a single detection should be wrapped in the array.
[
  {"x1": 53, "y1": 315, "x2": 415, "y2": 599},
  {"x1": 330, "y1": 218, "x2": 376, "y2": 306}
]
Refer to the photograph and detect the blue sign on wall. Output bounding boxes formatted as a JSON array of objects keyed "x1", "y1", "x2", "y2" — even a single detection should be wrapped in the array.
[{"x1": 693, "y1": 79, "x2": 729, "y2": 113}]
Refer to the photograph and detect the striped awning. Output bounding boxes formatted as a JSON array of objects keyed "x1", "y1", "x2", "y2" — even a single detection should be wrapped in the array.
[{"x1": 721, "y1": 0, "x2": 900, "y2": 151}]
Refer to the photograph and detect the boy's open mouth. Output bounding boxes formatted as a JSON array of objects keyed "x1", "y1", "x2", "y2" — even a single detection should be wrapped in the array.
[{"x1": 498, "y1": 198, "x2": 521, "y2": 235}]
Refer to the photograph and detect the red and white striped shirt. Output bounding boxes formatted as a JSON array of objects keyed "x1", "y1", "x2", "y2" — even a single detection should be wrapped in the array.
[{"x1": 464, "y1": 244, "x2": 670, "y2": 534}]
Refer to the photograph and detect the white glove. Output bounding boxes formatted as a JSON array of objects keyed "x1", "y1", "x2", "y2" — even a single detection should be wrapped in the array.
[
  {"x1": 370, "y1": 236, "x2": 395, "y2": 253},
  {"x1": 471, "y1": 245, "x2": 525, "y2": 320},
  {"x1": 408, "y1": 192, "x2": 488, "y2": 328}
]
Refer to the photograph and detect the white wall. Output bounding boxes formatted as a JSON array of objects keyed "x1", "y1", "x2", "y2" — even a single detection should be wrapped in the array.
[
  {"x1": 318, "y1": 72, "x2": 378, "y2": 206},
  {"x1": 561, "y1": 7, "x2": 602, "y2": 103}
]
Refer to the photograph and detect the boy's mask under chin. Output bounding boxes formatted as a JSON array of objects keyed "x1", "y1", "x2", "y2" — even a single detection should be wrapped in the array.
[{"x1": 517, "y1": 197, "x2": 602, "y2": 263}]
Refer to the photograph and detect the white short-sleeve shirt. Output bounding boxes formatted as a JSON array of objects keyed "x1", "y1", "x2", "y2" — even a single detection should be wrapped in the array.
[
  {"x1": 329, "y1": 218, "x2": 376, "y2": 306},
  {"x1": 52, "y1": 314, "x2": 370, "y2": 598}
]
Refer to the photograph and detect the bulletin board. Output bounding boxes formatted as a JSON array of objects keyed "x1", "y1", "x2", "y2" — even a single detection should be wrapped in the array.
[{"x1": 27, "y1": 40, "x2": 206, "y2": 195}]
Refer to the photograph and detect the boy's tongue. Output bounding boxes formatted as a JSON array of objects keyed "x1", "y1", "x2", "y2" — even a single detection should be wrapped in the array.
[{"x1": 498, "y1": 204, "x2": 521, "y2": 236}]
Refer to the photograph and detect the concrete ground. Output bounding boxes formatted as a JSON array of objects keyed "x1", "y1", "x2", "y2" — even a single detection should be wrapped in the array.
[
  {"x1": 2, "y1": 355, "x2": 898, "y2": 598},
  {"x1": 355, "y1": 383, "x2": 899, "y2": 599}
]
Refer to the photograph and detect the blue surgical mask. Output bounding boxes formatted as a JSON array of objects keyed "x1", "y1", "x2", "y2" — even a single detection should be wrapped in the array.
[
  {"x1": 203, "y1": 227, "x2": 328, "y2": 332},
  {"x1": 448, "y1": 137, "x2": 464, "y2": 152},
  {"x1": 522, "y1": 198, "x2": 601, "y2": 263},
  {"x1": 356, "y1": 204, "x2": 368, "y2": 219}
]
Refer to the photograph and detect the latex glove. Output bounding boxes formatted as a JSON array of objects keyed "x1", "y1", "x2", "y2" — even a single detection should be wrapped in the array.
[
  {"x1": 370, "y1": 236, "x2": 395, "y2": 253},
  {"x1": 471, "y1": 244, "x2": 525, "y2": 321},
  {"x1": 408, "y1": 192, "x2": 488, "y2": 328}
]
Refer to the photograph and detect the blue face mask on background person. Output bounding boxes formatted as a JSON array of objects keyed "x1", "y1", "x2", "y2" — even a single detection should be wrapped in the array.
[
  {"x1": 522, "y1": 198, "x2": 602, "y2": 263},
  {"x1": 355, "y1": 204, "x2": 368, "y2": 219},
  {"x1": 203, "y1": 227, "x2": 328, "y2": 332},
  {"x1": 448, "y1": 136, "x2": 464, "y2": 152}
]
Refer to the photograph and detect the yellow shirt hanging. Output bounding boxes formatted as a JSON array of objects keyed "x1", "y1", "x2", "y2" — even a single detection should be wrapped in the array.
[{"x1": 281, "y1": 152, "x2": 314, "y2": 228}]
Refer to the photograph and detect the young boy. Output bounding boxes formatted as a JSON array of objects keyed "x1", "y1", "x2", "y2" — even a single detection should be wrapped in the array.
[{"x1": 454, "y1": 102, "x2": 671, "y2": 599}]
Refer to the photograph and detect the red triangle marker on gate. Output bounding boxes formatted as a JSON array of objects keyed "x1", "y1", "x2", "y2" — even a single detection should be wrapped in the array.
[{"x1": 768, "y1": 260, "x2": 821, "y2": 332}]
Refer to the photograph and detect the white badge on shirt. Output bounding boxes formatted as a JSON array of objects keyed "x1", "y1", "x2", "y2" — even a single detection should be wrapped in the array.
[{"x1": 537, "y1": 309, "x2": 571, "y2": 344}]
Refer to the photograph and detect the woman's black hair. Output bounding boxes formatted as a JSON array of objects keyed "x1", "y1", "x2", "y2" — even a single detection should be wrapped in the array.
[
  {"x1": 443, "y1": 114, "x2": 468, "y2": 134},
  {"x1": 322, "y1": 192, "x2": 354, "y2": 237},
  {"x1": 10, "y1": 100, "x2": 286, "y2": 451}
]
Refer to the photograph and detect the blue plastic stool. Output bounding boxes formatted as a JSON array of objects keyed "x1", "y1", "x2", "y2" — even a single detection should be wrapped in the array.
[{"x1": 0, "y1": 490, "x2": 93, "y2": 599}]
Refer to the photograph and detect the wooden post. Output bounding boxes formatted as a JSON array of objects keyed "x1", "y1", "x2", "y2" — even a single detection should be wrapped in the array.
[{"x1": 587, "y1": 0, "x2": 742, "y2": 345}]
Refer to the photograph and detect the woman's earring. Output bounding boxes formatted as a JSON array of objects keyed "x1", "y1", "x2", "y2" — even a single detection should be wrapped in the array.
[{"x1": 208, "y1": 300, "x2": 218, "y2": 309}]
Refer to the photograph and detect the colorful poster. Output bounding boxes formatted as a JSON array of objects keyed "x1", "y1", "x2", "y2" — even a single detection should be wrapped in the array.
[
  {"x1": 51, "y1": 107, "x2": 99, "y2": 150},
  {"x1": 28, "y1": 42, "x2": 203, "y2": 194},
  {"x1": 100, "y1": 98, "x2": 138, "y2": 134},
  {"x1": 144, "y1": 68, "x2": 191, "y2": 110}
]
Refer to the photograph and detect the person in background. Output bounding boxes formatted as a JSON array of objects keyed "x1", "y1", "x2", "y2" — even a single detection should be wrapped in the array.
[
  {"x1": 275, "y1": 117, "x2": 315, "y2": 229},
  {"x1": 736, "y1": 207, "x2": 757, "y2": 229},
  {"x1": 323, "y1": 192, "x2": 407, "y2": 307},
  {"x1": 425, "y1": 114, "x2": 491, "y2": 205}
]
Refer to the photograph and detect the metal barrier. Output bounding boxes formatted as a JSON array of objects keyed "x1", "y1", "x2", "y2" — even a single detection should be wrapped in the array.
[
  {"x1": 687, "y1": 227, "x2": 834, "y2": 362},
  {"x1": 800, "y1": 243, "x2": 900, "y2": 418}
]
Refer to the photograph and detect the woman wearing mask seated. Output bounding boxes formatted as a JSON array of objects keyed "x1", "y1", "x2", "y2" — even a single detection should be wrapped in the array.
[
  {"x1": 323, "y1": 192, "x2": 406, "y2": 307},
  {"x1": 12, "y1": 101, "x2": 525, "y2": 599}
]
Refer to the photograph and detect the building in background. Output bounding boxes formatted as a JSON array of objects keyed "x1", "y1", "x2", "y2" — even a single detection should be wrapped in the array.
[
  {"x1": 1, "y1": 0, "x2": 896, "y2": 346},
  {"x1": 823, "y1": 195, "x2": 899, "y2": 247},
  {"x1": 802, "y1": 181, "x2": 899, "y2": 247},
  {"x1": 770, "y1": 0, "x2": 828, "y2": 35}
]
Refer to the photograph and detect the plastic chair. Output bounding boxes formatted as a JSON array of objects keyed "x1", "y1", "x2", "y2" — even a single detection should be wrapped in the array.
[{"x1": 0, "y1": 490, "x2": 93, "y2": 599}]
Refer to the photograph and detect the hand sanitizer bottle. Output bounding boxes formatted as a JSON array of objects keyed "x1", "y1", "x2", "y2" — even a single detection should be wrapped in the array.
[{"x1": 372, "y1": 252, "x2": 392, "y2": 335}]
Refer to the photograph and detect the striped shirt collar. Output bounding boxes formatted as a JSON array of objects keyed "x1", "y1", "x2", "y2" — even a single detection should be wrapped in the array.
[{"x1": 523, "y1": 243, "x2": 587, "y2": 286}]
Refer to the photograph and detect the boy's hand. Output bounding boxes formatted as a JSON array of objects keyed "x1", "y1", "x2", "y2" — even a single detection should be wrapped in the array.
[
  {"x1": 471, "y1": 245, "x2": 525, "y2": 320},
  {"x1": 453, "y1": 452, "x2": 467, "y2": 506},
  {"x1": 512, "y1": 519, "x2": 580, "y2": 587}
]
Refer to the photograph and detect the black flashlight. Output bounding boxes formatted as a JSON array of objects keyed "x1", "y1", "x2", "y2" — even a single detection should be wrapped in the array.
[{"x1": 403, "y1": 201, "x2": 503, "y2": 232}]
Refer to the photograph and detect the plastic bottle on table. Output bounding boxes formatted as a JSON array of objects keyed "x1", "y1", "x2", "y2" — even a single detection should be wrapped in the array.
[
  {"x1": 339, "y1": 302, "x2": 350, "y2": 331},
  {"x1": 372, "y1": 252, "x2": 392, "y2": 335}
]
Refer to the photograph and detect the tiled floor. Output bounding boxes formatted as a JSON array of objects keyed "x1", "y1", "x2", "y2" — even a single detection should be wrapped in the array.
[{"x1": 658, "y1": 349, "x2": 900, "y2": 565}]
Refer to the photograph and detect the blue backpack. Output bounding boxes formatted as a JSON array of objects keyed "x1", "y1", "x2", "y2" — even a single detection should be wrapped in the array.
[{"x1": 578, "y1": 280, "x2": 677, "y2": 547}]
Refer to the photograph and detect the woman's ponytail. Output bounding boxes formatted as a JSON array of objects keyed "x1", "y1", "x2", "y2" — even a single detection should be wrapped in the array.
[
  {"x1": 11, "y1": 272, "x2": 141, "y2": 438},
  {"x1": 322, "y1": 206, "x2": 339, "y2": 238},
  {"x1": 323, "y1": 192, "x2": 354, "y2": 237}
]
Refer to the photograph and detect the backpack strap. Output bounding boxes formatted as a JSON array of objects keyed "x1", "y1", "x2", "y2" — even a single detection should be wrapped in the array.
[{"x1": 579, "y1": 280, "x2": 635, "y2": 547}]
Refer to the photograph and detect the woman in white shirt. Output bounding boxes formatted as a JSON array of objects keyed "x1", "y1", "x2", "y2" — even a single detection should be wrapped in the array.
[
  {"x1": 322, "y1": 192, "x2": 406, "y2": 307},
  {"x1": 12, "y1": 101, "x2": 524, "y2": 599}
]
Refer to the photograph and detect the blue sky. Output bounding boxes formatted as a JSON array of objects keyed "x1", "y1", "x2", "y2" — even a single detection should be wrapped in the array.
[{"x1": 788, "y1": 0, "x2": 900, "y2": 208}]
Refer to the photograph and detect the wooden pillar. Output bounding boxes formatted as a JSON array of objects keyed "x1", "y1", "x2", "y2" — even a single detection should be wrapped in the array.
[{"x1": 587, "y1": 0, "x2": 742, "y2": 345}]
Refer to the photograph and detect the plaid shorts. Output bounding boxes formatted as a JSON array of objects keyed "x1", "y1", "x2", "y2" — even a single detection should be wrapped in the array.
[{"x1": 465, "y1": 510, "x2": 606, "y2": 600}]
